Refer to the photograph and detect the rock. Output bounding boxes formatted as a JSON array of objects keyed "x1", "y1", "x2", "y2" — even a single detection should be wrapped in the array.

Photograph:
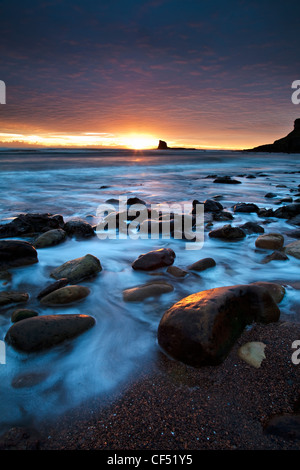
[
  {"x1": 273, "y1": 203, "x2": 300, "y2": 219},
  {"x1": 0, "y1": 213, "x2": 64, "y2": 238},
  {"x1": 237, "y1": 341, "x2": 266, "y2": 368},
  {"x1": 240, "y1": 222, "x2": 264, "y2": 234},
  {"x1": 258, "y1": 208, "x2": 275, "y2": 218},
  {"x1": 213, "y1": 176, "x2": 241, "y2": 184},
  {"x1": 0, "y1": 292, "x2": 29, "y2": 308},
  {"x1": 289, "y1": 229, "x2": 300, "y2": 239},
  {"x1": 0, "y1": 240, "x2": 38, "y2": 269},
  {"x1": 209, "y1": 224, "x2": 246, "y2": 240},
  {"x1": 0, "y1": 270, "x2": 12, "y2": 282},
  {"x1": 264, "y1": 414, "x2": 300, "y2": 440},
  {"x1": 37, "y1": 278, "x2": 69, "y2": 300},
  {"x1": 250, "y1": 282, "x2": 285, "y2": 303},
  {"x1": 50, "y1": 254, "x2": 102, "y2": 283},
  {"x1": 157, "y1": 284, "x2": 280, "y2": 367},
  {"x1": 255, "y1": 233, "x2": 284, "y2": 250},
  {"x1": 212, "y1": 211, "x2": 233, "y2": 221},
  {"x1": 11, "y1": 309, "x2": 38, "y2": 323},
  {"x1": 187, "y1": 257, "x2": 216, "y2": 272},
  {"x1": 63, "y1": 220, "x2": 95, "y2": 239},
  {"x1": 246, "y1": 118, "x2": 300, "y2": 154},
  {"x1": 264, "y1": 192, "x2": 277, "y2": 198},
  {"x1": 233, "y1": 202, "x2": 260, "y2": 213},
  {"x1": 261, "y1": 250, "x2": 289, "y2": 264},
  {"x1": 40, "y1": 285, "x2": 90, "y2": 306},
  {"x1": 284, "y1": 240, "x2": 300, "y2": 259},
  {"x1": 287, "y1": 214, "x2": 300, "y2": 226},
  {"x1": 123, "y1": 281, "x2": 174, "y2": 301},
  {"x1": 5, "y1": 314, "x2": 95, "y2": 353},
  {"x1": 34, "y1": 229, "x2": 66, "y2": 248},
  {"x1": 280, "y1": 197, "x2": 293, "y2": 203},
  {"x1": 11, "y1": 371, "x2": 49, "y2": 388},
  {"x1": 132, "y1": 248, "x2": 176, "y2": 271},
  {"x1": 166, "y1": 266, "x2": 188, "y2": 278},
  {"x1": 157, "y1": 140, "x2": 169, "y2": 150},
  {"x1": 127, "y1": 197, "x2": 147, "y2": 207},
  {"x1": 201, "y1": 199, "x2": 223, "y2": 212}
]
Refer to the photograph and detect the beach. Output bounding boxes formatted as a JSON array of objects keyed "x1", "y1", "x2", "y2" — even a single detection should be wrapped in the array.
[{"x1": 0, "y1": 148, "x2": 299, "y2": 450}]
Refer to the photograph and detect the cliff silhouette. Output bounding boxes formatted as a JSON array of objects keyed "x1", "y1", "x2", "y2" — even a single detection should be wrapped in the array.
[{"x1": 245, "y1": 119, "x2": 300, "y2": 153}]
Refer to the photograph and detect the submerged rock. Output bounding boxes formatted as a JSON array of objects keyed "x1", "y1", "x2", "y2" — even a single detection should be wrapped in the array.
[
  {"x1": 284, "y1": 240, "x2": 300, "y2": 259},
  {"x1": 157, "y1": 284, "x2": 280, "y2": 367},
  {"x1": 50, "y1": 254, "x2": 102, "y2": 283},
  {"x1": 0, "y1": 292, "x2": 29, "y2": 308},
  {"x1": 166, "y1": 265, "x2": 188, "y2": 278},
  {"x1": 37, "y1": 278, "x2": 69, "y2": 300},
  {"x1": 34, "y1": 229, "x2": 66, "y2": 248},
  {"x1": 11, "y1": 309, "x2": 38, "y2": 323},
  {"x1": 212, "y1": 211, "x2": 234, "y2": 221},
  {"x1": 11, "y1": 371, "x2": 49, "y2": 389},
  {"x1": 0, "y1": 240, "x2": 38, "y2": 269},
  {"x1": 40, "y1": 285, "x2": 90, "y2": 306},
  {"x1": 213, "y1": 176, "x2": 241, "y2": 184},
  {"x1": 261, "y1": 250, "x2": 289, "y2": 264},
  {"x1": 287, "y1": 214, "x2": 300, "y2": 226},
  {"x1": 123, "y1": 281, "x2": 174, "y2": 301},
  {"x1": 132, "y1": 248, "x2": 176, "y2": 271},
  {"x1": 240, "y1": 222, "x2": 264, "y2": 234},
  {"x1": 5, "y1": 314, "x2": 95, "y2": 353},
  {"x1": 264, "y1": 192, "x2": 277, "y2": 199},
  {"x1": 187, "y1": 257, "x2": 216, "y2": 272}
]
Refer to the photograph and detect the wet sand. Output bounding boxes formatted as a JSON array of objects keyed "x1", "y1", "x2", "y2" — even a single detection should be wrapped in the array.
[{"x1": 1, "y1": 320, "x2": 299, "y2": 451}]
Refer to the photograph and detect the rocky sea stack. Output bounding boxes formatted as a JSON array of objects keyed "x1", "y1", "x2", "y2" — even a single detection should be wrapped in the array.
[
  {"x1": 157, "y1": 140, "x2": 169, "y2": 150},
  {"x1": 246, "y1": 119, "x2": 300, "y2": 153}
]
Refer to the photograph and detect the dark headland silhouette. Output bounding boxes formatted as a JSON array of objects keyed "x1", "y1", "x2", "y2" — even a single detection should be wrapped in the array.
[
  {"x1": 245, "y1": 118, "x2": 300, "y2": 153},
  {"x1": 157, "y1": 139, "x2": 197, "y2": 150}
]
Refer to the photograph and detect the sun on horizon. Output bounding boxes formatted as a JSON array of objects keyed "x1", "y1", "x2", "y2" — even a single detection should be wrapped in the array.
[{"x1": 120, "y1": 134, "x2": 158, "y2": 150}]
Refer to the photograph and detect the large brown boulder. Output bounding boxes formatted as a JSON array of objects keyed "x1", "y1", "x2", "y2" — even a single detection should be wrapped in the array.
[
  {"x1": 157, "y1": 284, "x2": 280, "y2": 367},
  {"x1": 255, "y1": 233, "x2": 284, "y2": 250},
  {"x1": 0, "y1": 240, "x2": 38, "y2": 269},
  {"x1": 132, "y1": 248, "x2": 176, "y2": 271},
  {"x1": 5, "y1": 314, "x2": 95, "y2": 352}
]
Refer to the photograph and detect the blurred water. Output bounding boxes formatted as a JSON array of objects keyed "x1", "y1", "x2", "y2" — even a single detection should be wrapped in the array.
[{"x1": 0, "y1": 148, "x2": 299, "y2": 432}]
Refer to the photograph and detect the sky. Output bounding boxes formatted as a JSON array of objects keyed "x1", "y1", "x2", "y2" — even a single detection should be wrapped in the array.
[{"x1": 0, "y1": 0, "x2": 300, "y2": 149}]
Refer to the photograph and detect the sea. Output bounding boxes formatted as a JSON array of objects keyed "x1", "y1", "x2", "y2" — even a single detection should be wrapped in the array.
[{"x1": 0, "y1": 147, "x2": 299, "y2": 433}]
